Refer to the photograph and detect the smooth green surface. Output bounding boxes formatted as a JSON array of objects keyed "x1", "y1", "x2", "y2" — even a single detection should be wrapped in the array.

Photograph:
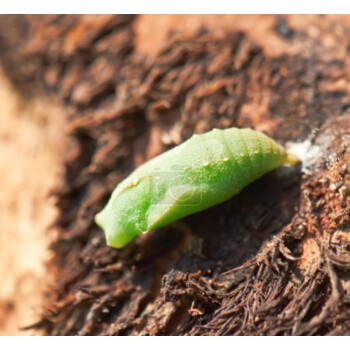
[{"x1": 95, "y1": 127, "x2": 298, "y2": 248}]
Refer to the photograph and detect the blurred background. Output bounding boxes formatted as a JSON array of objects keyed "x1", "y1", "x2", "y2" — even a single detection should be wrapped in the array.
[{"x1": 0, "y1": 68, "x2": 65, "y2": 335}]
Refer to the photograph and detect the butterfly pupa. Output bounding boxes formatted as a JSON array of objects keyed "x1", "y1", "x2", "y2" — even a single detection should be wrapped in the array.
[{"x1": 95, "y1": 127, "x2": 299, "y2": 248}]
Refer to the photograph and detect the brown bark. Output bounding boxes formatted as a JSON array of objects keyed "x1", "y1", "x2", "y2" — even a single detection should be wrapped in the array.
[{"x1": 0, "y1": 14, "x2": 349, "y2": 335}]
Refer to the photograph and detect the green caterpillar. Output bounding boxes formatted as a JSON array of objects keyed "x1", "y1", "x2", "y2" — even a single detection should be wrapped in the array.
[{"x1": 95, "y1": 127, "x2": 299, "y2": 248}]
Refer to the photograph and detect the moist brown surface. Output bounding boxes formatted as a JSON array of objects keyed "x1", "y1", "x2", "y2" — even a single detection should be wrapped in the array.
[{"x1": 0, "y1": 14, "x2": 349, "y2": 335}]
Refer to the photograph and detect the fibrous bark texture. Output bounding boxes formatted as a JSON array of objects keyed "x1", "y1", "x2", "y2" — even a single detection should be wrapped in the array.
[{"x1": 0, "y1": 14, "x2": 349, "y2": 335}]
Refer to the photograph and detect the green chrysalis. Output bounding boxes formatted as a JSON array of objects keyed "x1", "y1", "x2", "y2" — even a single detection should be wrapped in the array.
[{"x1": 95, "y1": 127, "x2": 299, "y2": 248}]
